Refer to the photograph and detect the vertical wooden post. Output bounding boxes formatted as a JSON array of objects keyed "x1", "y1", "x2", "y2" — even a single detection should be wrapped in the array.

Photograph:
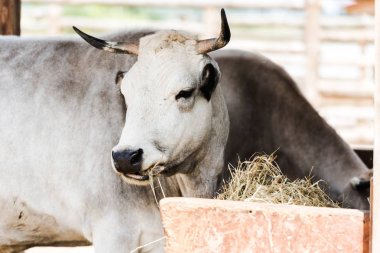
[
  {"x1": 370, "y1": 177, "x2": 373, "y2": 252},
  {"x1": 304, "y1": 0, "x2": 321, "y2": 105},
  {"x1": 0, "y1": 0, "x2": 21, "y2": 35},
  {"x1": 373, "y1": 0, "x2": 380, "y2": 252}
]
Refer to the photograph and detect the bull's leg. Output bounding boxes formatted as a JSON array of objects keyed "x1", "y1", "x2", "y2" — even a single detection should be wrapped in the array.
[{"x1": 91, "y1": 213, "x2": 164, "y2": 253}]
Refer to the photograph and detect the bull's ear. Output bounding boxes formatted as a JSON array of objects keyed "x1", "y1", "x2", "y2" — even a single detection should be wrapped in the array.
[
  {"x1": 351, "y1": 177, "x2": 370, "y2": 190},
  {"x1": 350, "y1": 169, "x2": 373, "y2": 191},
  {"x1": 200, "y1": 63, "x2": 220, "y2": 101}
]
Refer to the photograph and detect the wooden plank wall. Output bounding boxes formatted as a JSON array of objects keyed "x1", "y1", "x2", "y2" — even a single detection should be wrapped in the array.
[{"x1": 0, "y1": 0, "x2": 21, "y2": 35}]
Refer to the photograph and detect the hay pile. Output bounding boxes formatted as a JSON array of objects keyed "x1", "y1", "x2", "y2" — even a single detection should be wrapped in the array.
[{"x1": 217, "y1": 154, "x2": 340, "y2": 208}]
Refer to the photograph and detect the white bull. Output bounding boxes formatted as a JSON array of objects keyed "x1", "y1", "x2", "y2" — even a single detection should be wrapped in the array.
[{"x1": 0, "y1": 9, "x2": 230, "y2": 253}]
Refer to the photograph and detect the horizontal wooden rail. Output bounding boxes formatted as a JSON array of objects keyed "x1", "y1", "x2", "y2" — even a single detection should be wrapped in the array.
[{"x1": 22, "y1": 0, "x2": 304, "y2": 9}]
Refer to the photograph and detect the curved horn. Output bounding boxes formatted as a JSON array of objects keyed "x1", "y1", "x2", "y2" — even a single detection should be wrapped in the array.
[
  {"x1": 73, "y1": 26, "x2": 139, "y2": 55},
  {"x1": 197, "y1": 9, "x2": 231, "y2": 54}
]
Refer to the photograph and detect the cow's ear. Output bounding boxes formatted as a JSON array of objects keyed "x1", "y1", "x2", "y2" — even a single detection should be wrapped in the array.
[
  {"x1": 115, "y1": 71, "x2": 126, "y2": 85},
  {"x1": 350, "y1": 169, "x2": 373, "y2": 192},
  {"x1": 200, "y1": 63, "x2": 220, "y2": 101},
  {"x1": 351, "y1": 177, "x2": 370, "y2": 191}
]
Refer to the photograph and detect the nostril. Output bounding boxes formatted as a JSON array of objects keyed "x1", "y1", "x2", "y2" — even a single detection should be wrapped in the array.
[
  {"x1": 111, "y1": 150, "x2": 122, "y2": 171},
  {"x1": 130, "y1": 156, "x2": 138, "y2": 165},
  {"x1": 130, "y1": 149, "x2": 143, "y2": 165},
  {"x1": 111, "y1": 150, "x2": 122, "y2": 163}
]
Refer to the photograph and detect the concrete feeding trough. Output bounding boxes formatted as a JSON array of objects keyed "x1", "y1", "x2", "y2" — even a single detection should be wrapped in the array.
[{"x1": 160, "y1": 197, "x2": 370, "y2": 253}]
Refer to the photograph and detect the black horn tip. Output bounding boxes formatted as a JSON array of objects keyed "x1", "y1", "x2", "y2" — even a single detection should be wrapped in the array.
[
  {"x1": 73, "y1": 26, "x2": 90, "y2": 40},
  {"x1": 73, "y1": 26, "x2": 88, "y2": 40},
  {"x1": 221, "y1": 8, "x2": 226, "y2": 16},
  {"x1": 72, "y1": 26, "x2": 89, "y2": 40},
  {"x1": 220, "y1": 8, "x2": 231, "y2": 45},
  {"x1": 196, "y1": 8, "x2": 231, "y2": 54},
  {"x1": 72, "y1": 26, "x2": 108, "y2": 51}
]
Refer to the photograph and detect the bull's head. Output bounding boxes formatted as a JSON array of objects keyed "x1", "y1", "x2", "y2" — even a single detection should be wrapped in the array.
[{"x1": 74, "y1": 9, "x2": 230, "y2": 193}]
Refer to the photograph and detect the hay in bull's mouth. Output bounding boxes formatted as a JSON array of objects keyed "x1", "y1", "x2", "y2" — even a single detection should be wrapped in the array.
[
  {"x1": 149, "y1": 164, "x2": 167, "y2": 207},
  {"x1": 217, "y1": 154, "x2": 340, "y2": 208}
]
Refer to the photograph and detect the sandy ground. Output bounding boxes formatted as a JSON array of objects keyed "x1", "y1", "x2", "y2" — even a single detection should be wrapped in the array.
[{"x1": 26, "y1": 247, "x2": 94, "y2": 253}]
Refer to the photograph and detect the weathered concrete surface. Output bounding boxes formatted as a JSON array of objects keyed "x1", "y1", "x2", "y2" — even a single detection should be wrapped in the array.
[{"x1": 160, "y1": 198, "x2": 370, "y2": 253}]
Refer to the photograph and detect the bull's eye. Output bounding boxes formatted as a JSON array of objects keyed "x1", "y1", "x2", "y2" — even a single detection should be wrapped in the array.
[{"x1": 175, "y1": 88, "x2": 195, "y2": 100}]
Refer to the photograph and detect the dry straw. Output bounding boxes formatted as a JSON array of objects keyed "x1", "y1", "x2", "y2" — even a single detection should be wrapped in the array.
[{"x1": 217, "y1": 153, "x2": 340, "y2": 208}]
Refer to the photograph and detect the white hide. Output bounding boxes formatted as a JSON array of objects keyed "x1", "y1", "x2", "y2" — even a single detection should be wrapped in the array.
[
  {"x1": 113, "y1": 31, "x2": 229, "y2": 192},
  {"x1": 0, "y1": 30, "x2": 229, "y2": 252}
]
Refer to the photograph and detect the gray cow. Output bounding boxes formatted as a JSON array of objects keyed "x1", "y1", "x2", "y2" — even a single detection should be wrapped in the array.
[
  {"x1": 217, "y1": 50, "x2": 371, "y2": 210},
  {"x1": 0, "y1": 11, "x2": 370, "y2": 253}
]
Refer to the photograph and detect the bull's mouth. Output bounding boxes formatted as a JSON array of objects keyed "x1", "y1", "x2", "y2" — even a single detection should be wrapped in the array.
[
  {"x1": 123, "y1": 172, "x2": 149, "y2": 181},
  {"x1": 117, "y1": 164, "x2": 167, "y2": 184}
]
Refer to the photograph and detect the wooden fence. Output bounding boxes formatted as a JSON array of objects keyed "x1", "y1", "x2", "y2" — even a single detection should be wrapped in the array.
[{"x1": 21, "y1": 0, "x2": 375, "y2": 146}]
